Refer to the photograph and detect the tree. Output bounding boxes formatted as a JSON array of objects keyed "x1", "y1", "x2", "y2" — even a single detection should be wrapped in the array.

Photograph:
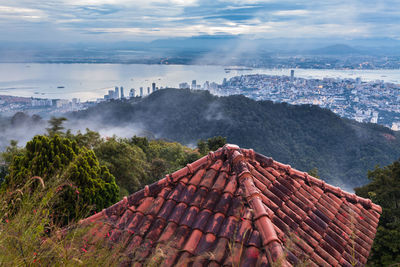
[
  {"x1": 355, "y1": 160, "x2": 400, "y2": 266},
  {"x1": 46, "y1": 117, "x2": 67, "y2": 136},
  {"x1": 10, "y1": 112, "x2": 30, "y2": 126},
  {"x1": 0, "y1": 140, "x2": 24, "y2": 185},
  {"x1": 207, "y1": 136, "x2": 227, "y2": 151},
  {"x1": 197, "y1": 139, "x2": 208, "y2": 155},
  {"x1": 149, "y1": 158, "x2": 168, "y2": 182},
  {"x1": 3, "y1": 135, "x2": 119, "y2": 225},
  {"x1": 1, "y1": 140, "x2": 22, "y2": 164},
  {"x1": 308, "y1": 167, "x2": 320, "y2": 179},
  {"x1": 197, "y1": 136, "x2": 227, "y2": 156},
  {"x1": 68, "y1": 128, "x2": 103, "y2": 150},
  {"x1": 94, "y1": 137, "x2": 149, "y2": 196},
  {"x1": 129, "y1": 136, "x2": 150, "y2": 154}
]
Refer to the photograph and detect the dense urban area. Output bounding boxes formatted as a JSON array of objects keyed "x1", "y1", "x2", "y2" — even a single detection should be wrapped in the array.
[
  {"x1": 213, "y1": 72, "x2": 400, "y2": 130},
  {"x1": 1, "y1": 72, "x2": 400, "y2": 130}
]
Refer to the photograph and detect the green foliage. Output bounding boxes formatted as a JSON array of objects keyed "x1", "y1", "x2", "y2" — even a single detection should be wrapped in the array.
[
  {"x1": 46, "y1": 117, "x2": 67, "y2": 137},
  {"x1": 2, "y1": 135, "x2": 119, "y2": 225},
  {"x1": 94, "y1": 137, "x2": 149, "y2": 197},
  {"x1": 0, "y1": 140, "x2": 25, "y2": 184},
  {"x1": 197, "y1": 139, "x2": 208, "y2": 155},
  {"x1": 0, "y1": 178, "x2": 127, "y2": 266},
  {"x1": 67, "y1": 128, "x2": 103, "y2": 150},
  {"x1": 308, "y1": 167, "x2": 320, "y2": 179},
  {"x1": 197, "y1": 136, "x2": 227, "y2": 156},
  {"x1": 207, "y1": 136, "x2": 227, "y2": 151},
  {"x1": 355, "y1": 160, "x2": 400, "y2": 266},
  {"x1": 129, "y1": 135, "x2": 150, "y2": 154},
  {"x1": 94, "y1": 137, "x2": 200, "y2": 195}
]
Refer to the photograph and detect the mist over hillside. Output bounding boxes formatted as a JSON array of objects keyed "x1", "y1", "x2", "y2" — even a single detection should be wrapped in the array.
[
  {"x1": 68, "y1": 89, "x2": 400, "y2": 190},
  {"x1": 0, "y1": 112, "x2": 46, "y2": 151}
]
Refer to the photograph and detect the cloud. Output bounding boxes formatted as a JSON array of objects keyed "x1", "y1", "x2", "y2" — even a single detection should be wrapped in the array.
[
  {"x1": 273, "y1": 9, "x2": 310, "y2": 16},
  {"x1": 0, "y1": 0, "x2": 398, "y2": 42},
  {"x1": 0, "y1": 5, "x2": 47, "y2": 21}
]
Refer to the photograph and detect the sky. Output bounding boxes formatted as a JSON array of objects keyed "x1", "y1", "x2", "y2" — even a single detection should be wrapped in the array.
[{"x1": 0, "y1": 0, "x2": 399, "y2": 43}]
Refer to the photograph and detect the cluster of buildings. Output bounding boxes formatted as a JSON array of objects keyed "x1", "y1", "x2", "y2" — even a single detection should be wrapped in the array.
[
  {"x1": 179, "y1": 80, "x2": 219, "y2": 91},
  {"x1": 0, "y1": 95, "x2": 86, "y2": 115},
  {"x1": 103, "y1": 83, "x2": 159, "y2": 101},
  {"x1": 203, "y1": 71, "x2": 400, "y2": 130},
  {"x1": 0, "y1": 82, "x2": 163, "y2": 116},
  {"x1": 3, "y1": 75, "x2": 400, "y2": 131}
]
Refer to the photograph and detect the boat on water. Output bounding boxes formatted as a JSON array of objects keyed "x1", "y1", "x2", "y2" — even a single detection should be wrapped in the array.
[
  {"x1": 57, "y1": 86, "x2": 65, "y2": 89},
  {"x1": 224, "y1": 67, "x2": 253, "y2": 71}
]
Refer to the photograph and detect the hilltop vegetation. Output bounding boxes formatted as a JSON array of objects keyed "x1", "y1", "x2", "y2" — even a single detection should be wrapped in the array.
[
  {"x1": 71, "y1": 88, "x2": 400, "y2": 188},
  {"x1": 0, "y1": 113, "x2": 398, "y2": 265},
  {"x1": 2, "y1": 134, "x2": 119, "y2": 226},
  {"x1": 355, "y1": 161, "x2": 400, "y2": 266}
]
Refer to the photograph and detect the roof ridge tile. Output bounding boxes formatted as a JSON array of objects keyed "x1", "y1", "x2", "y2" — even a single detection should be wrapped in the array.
[{"x1": 228, "y1": 149, "x2": 290, "y2": 267}]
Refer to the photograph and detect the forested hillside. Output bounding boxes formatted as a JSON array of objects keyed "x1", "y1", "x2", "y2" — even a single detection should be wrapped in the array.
[{"x1": 71, "y1": 89, "x2": 400, "y2": 189}]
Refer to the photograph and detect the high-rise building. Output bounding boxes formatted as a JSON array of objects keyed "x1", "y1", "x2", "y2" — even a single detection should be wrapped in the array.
[
  {"x1": 191, "y1": 80, "x2": 196, "y2": 89},
  {"x1": 210, "y1": 82, "x2": 219, "y2": 91},
  {"x1": 152, "y1": 82, "x2": 156, "y2": 93},
  {"x1": 140, "y1": 87, "x2": 143, "y2": 97},
  {"x1": 120, "y1": 86, "x2": 124, "y2": 99},
  {"x1": 147, "y1": 87, "x2": 150, "y2": 95},
  {"x1": 129, "y1": 88, "x2": 136, "y2": 98},
  {"x1": 203, "y1": 81, "x2": 210, "y2": 90},
  {"x1": 290, "y1": 70, "x2": 295, "y2": 83},
  {"x1": 179, "y1": 82, "x2": 190, "y2": 89},
  {"x1": 107, "y1": 90, "x2": 114, "y2": 100},
  {"x1": 114, "y1": 87, "x2": 119, "y2": 99}
]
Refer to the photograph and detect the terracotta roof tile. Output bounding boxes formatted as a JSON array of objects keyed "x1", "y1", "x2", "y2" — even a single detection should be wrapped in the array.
[
  {"x1": 179, "y1": 205, "x2": 199, "y2": 228},
  {"x1": 192, "y1": 209, "x2": 212, "y2": 231},
  {"x1": 80, "y1": 144, "x2": 381, "y2": 266},
  {"x1": 168, "y1": 202, "x2": 187, "y2": 224}
]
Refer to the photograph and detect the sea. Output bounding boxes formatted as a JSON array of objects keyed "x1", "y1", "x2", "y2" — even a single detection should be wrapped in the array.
[{"x1": 0, "y1": 63, "x2": 400, "y2": 101}]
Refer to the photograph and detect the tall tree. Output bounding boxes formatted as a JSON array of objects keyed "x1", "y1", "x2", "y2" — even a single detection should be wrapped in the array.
[
  {"x1": 355, "y1": 160, "x2": 400, "y2": 266},
  {"x1": 46, "y1": 117, "x2": 67, "y2": 136}
]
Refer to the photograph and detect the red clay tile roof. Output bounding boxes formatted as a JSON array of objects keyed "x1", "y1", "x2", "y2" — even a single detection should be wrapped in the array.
[{"x1": 80, "y1": 144, "x2": 381, "y2": 266}]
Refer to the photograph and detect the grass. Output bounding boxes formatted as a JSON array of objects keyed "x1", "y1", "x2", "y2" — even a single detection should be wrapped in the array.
[{"x1": 0, "y1": 176, "x2": 127, "y2": 266}]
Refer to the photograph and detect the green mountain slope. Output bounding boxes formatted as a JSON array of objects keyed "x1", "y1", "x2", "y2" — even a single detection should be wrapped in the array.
[{"x1": 71, "y1": 89, "x2": 400, "y2": 189}]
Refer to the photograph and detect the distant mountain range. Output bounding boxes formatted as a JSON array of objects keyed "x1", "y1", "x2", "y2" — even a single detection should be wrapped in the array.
[
  {"x1": 70, "y1": 89, "x2": 400, "y2": 190},
  {"x1": 1, "y1": 36, "x2": 400, "y2": 64},
  {"x1": 306, "y1": 44, "x2": 361, "y2": 55}
]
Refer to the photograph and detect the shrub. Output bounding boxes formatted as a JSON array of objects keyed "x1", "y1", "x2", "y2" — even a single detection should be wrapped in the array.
[{"x1": 2, "y1": 135, "x2": 119, "y2": 225}]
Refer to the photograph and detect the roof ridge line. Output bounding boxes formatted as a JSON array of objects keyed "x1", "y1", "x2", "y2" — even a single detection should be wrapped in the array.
[{"x1": 230, "y1": 147, "x2": 291, "y2": 267}]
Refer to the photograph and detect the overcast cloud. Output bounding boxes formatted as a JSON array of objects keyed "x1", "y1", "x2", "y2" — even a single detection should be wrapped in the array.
[{"x1": 0, "y1": 0, "x2": 399, "y2": 43}]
